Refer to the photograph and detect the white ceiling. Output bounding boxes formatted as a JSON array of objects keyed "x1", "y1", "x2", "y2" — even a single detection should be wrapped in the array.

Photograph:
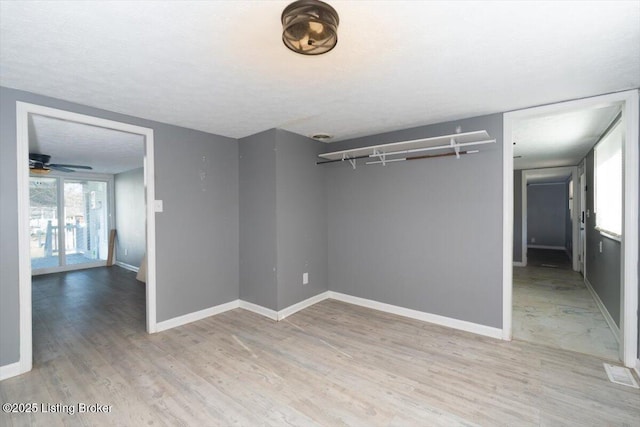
[
  {"x1": 29, "y1": 114, "x2": 144, "y2": 174},
  {"x1": 513, "y1": 103, "x2": 621, "y2": 171},
  {"x1": 1, "y1": 1, "x2": 638, "y2": 143}
]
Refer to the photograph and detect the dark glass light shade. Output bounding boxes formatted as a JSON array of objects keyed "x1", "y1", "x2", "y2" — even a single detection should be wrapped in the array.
[{"x1": 281, "y1": 0, "x2": 339, "y2": 55}]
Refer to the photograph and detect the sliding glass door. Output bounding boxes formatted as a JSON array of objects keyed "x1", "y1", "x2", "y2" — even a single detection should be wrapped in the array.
[
  {"x1": 30, "y1": 174, "x2": 112, "y2": 274},
  {"x1": 29, "y1": 177, "x2": 60, "y2": 269}
]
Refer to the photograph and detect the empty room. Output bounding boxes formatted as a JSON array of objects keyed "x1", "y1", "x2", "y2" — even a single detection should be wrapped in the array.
[{"x1": 1, "y1": 1, "x2": 639, "y2": 426}]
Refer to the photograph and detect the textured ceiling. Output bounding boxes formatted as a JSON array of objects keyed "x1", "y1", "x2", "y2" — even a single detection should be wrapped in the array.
[
  {"x1": 513, "y1": 104, "x2": 621, "y2": 171},
  {"x1": 1, "y1": 1, "x2": 639, "y2": 142},
  {"x1": 29, "y1": 114, "x2": 144, "y2": 174}
]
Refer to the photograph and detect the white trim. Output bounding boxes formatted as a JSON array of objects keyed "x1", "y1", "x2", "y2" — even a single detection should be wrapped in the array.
[
  {"x1": 503, "y1": 90, "x2": 639, "y2": 369},
  {"x1": 512, "y1": 261, "x2": 525, "y2": 267},
  {"x1": 16, "y1": 102, "x2": 32, "y2": 377},
  {"x1": 635, "y1": 359, "x2": 640, "y2": 378},
  {"x1": 143, "y1": 131, "x2": 157, "y2": 333},
  {"x1": 156, "y1": 300, "x2": 240, "y2": 332},
  {"x1": 598, "y1": 229, "x2": 622, "y2": 242},
  {"x1": 114, "y1": 261, "x2": 140, "y2": 273},
  {"x1": 15, "y1": 102, "x2": 158, "y2": 380},
  {"x1": 527, "y1": 245, "x2": 567, "y2": 251},
  {"x1": 503, "y1": 112, "x2": 514, "y2": 341},
  {"x1": 621, "y1": 89, "x2": 639, "y2": 367},
  {"x1": 585, "y1": 278, "x2": 621, "y2": 343},
  {"x1": 328, "y1": 291, "x2": 503, "y2": 340},
  {"x1": 0, "y1": 361, "x2": 22, "y2": 381},
  {"x1": 277, "y1": 291, "x2": 330, "y2": 320},
  {"x1": 239, "y1": 300, "x2": 279, "y2": 321}
]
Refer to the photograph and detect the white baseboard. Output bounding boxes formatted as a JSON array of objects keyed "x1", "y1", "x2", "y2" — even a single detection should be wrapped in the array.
[
  {"x1": 278, "y1": 291, "x2": 330, "y2": 320},
  {"x1": 327, "y1": 291, "x2": 503, "y2": 340},
  {"x1": 156, "y1": 299, "x2": 240, "y2": 332},
  {"x1": 527, "y1": 245, "x2": 566, "y2": 251},
  {"x1": 513, "y1": 261, "x2": 526, "y2": 267},
  {"x1": 155, "y1": 293, "x2": 330, "y2": 332},
  {"x1": 584, "y1": 278, "x2": 621, "y2": 343},
  {"x1": 114, "y1": 261, "x2": 139, "y2": 273},
  {"x1": 0, "y1": 361, "x2": 22, "y2": 381},
  {"x1": 239, "y1": 300, "x2": 278, "y2": 321}
]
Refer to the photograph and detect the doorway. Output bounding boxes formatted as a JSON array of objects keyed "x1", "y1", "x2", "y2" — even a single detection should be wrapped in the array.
[
  {"x1": 15, "y1": 102, "x2": 158, "y2": 377},
  {"x1": 503, "y1": 89, "x2": 639, "y2": 368},
  {"x1": 30, "y1": 174, "x2": 113, "y2": 274}
]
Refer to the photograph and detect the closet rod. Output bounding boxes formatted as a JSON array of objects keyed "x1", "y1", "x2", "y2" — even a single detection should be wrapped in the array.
[
  {"x1": 365, "y1": 150, "x2": 479, "y2": 165},
  {"x1": 316, "y1": 154, "x2": 370, "y2": 165}
]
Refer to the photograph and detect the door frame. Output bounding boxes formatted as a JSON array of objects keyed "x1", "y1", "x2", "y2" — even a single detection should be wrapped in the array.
[
  {"x1": 521, "y1": 166, "x2": 579, "y2": 271},
  {"x1": 502, "y1": 89, "x2": 639, "y2": 368},
  {"x1": 579, "y1": 169, "x2": 586, "y2": 275},
  {"x1": 16, "y1": 102, "x2": 158, "y2": 376}
]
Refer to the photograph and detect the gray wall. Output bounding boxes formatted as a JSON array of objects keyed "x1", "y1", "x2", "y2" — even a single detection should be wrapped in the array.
[
  {"x1": 239, "y1": 130, "x2": 278, "y2": 310},
  {"x1": 585, "y1": 150, "x2": 621, "y2": 327},
  {"x1": 239, "y1": 129, "x2": 328, "y2": 311},
  {"x1": 326, "y1": 114, "x2": 504, "y2": 328},
  {"x1": 0, "y1": 89, "x2": 21, "y2": 366},
  {"x1": 527, "y1": 183, "x2": 567, "y2": 248},
  {"x1": 0, "y1": 86, "x2": 239, "y2": 366},
  {"x1": 513, "y1": 170, "x2": 523, "y2": 263},
  {"x1": 275, "y1": 129, "x2": 328, "y2": 310},
  {"x1": 115, "y1": 167, "x2": 145, "y2": 268}
]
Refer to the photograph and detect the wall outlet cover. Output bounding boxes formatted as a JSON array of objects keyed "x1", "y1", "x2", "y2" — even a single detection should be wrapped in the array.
[{"x1": 303, "y1": 272, "x2": 309, "y2": 285}]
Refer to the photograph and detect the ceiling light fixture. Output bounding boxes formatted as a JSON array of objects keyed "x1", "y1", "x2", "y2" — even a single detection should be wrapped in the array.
[
  {"x1": 312, "y1": 133, "x2": 333, "y2": 141},
  {"x1": 281, "y1": 0, "x2": 339, "y2": 55}
]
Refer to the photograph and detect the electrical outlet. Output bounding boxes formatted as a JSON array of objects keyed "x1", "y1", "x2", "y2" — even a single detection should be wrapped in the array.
[
  {"x1": 303, "y1": 272, "x2": 309, "y2": 285},
  {"x1": 599, "y1": 241, "x2": 603, "y2": 253},
  {"x1": 531, "y1": 237, "x2": 536, "y2": 243},
  {"x1": 124, "y1": 248, "x2": 128, "y2": 256}
]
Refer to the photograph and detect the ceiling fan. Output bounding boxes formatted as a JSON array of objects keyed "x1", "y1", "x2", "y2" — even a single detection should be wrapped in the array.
[{"x1": 29, "y1": 153, "x2": 93, "y2": 175}]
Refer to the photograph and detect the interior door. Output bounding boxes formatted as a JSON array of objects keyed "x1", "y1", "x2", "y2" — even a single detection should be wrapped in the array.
[{"x1": 579, "y1": 172, "x2": 586, "y2": 275}]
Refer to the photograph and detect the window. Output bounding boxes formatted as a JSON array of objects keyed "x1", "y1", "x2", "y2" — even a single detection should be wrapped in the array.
[{"x1": 594, "y1": 118, "x2": 623, "y2": 238}]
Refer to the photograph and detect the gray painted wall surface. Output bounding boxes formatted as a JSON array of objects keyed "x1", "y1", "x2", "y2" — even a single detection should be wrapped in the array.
[
  {"x1": 326, "y1": 114, "x2": 504, "y2": 328},
  {"x1": 585, "y1": 150, "x2": 621, "y2": 327},
  {"x1": 239, "y1": 130, "x2": 278, "y2": 310},
  {"x1": 0, "y1": 86, "x2": 239, "y2": 365},
  {"x1": 239, "y1": 129, "x2": 328, "y2": 311},
  {"x1": 527, "y1": 183, "x2": 567, "y2": 248},
  {"x1": 115, "y1": 168, "x2": 145, "y2": 268},
  {"x1": 275, "y1": 130, "x2": 328, "y2": 310},
  {"x1": 0, "y1": 88, "x2": 20, "y2": 365},
  {"x1": 513, "y1": 170, "x2": 522, "y2": 263}
]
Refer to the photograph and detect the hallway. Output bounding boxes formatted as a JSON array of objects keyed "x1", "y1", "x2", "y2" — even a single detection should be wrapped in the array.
[{"x1": 513, "y1": 249, "x2": 619, "y2": 361}]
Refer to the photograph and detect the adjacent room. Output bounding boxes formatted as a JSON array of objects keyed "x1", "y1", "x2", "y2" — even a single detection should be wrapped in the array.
[
  {"x1": 1, "y1": 1, "x2": 639, "y2": 426},
  {"x1": 511, "y1": 103, "x2": 624, "y2": 361}
]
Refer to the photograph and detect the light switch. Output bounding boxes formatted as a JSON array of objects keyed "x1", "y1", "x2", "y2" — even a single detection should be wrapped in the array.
[
  {"x1": 154, "y1": 200, "x2": 164, "y2": 212},
  {"x1": 303, "y1": 272, "x2": 309, "y2": 285}
]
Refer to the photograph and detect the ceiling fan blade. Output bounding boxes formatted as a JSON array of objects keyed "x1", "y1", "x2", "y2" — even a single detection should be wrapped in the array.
[
  {"x1": 48, "y1": 165, "x2": 76, "y2": 173},
  {"x1": 49, "y1": 163, "x2": 93, "y2": 170}
]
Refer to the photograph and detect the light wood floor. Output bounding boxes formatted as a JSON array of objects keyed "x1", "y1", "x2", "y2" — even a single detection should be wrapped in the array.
[{"x1": 1, "y1": 267, "x2": 639, "y2": 426}]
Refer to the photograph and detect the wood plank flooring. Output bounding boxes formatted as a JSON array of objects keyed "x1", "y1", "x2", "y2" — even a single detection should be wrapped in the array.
[{"x1": 1, "y1": 267, "x2": 639, "y2": 426}]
